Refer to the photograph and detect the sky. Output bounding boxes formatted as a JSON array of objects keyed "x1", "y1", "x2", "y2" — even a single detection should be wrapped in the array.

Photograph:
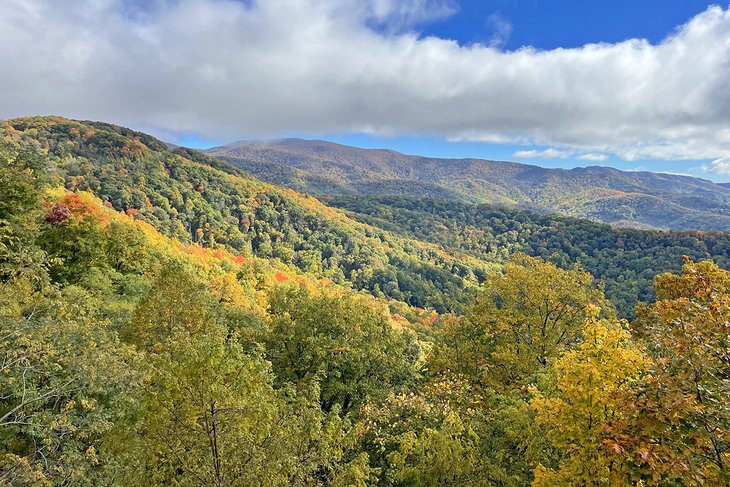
[{"x1": 1, "y1": 0, "x2": 730, "y2": 181}]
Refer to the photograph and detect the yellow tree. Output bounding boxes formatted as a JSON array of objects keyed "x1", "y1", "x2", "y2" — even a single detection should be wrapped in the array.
[
  {"x1": 469, "y1": 254, "x2": 613, "y2": 390},
  {"x1": 531, "y1": 311, "x2": 650, "y2": 486},
  {"x1": 632, "y1": 258, "x2": 730, "y2": 485}
]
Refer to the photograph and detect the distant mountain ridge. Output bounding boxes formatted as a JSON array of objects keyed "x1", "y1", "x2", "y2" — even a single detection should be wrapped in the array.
[{"x1": 208, "y1": 139, "x2": 730, "y2": 231}]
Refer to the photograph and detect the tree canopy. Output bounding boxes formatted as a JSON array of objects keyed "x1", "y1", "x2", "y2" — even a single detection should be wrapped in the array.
[{"x1": 1, "y1": 118, "x2": 729, "y2": 486}]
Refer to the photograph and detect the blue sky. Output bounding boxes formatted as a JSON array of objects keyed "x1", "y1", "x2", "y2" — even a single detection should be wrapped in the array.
[
  {"x1": 3, "y1": 1, "x2": 730, "y2": 181},
  {"x1": 420, "y1": 0, "x2": 714, "y2": 50},
  {"x1": 173, "y1": 0, "x2": 725, "y2": 181}
]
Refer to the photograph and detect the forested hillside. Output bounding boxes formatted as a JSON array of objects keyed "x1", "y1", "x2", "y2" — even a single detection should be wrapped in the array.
[
  {"x1": 1, "y1": 137, "x2": 728, "y2": 484},
  {"x1": 4, "y1": 116, "x2": 730, "y2": 319},
  {"x1": 5, "y1": 117, "x2": 730, "y2": 317},
  {"x1": 210, "y1": 138, "x2": 730, "y2": 231},
  {"x1": 326, "y1": 195, "x2": 730, "y2": 318},
  {"x1": 0, "y1": 140, "x2": 427, "y2": 484},
  {"x1": 4, "y1": 0, "x2": 730, "y2": 484},
  {"x1": 0, "y1": 117, "x2": 494, "y2": 313},
  {"x1": 1, "y1": 116, "x2": 729, "y2": 485}
]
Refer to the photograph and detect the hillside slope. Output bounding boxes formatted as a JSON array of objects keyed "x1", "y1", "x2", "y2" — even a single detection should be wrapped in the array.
[
  {"x1": 5, "y1": 117, "x2": 729, "y2": 319},
  {"x1": 325, "y1": 195, "x2": 730, "y2": 318},
  {"x1": 208, "y1": 139, "x2": 730, "y2": 231},
  {"x1": 7, "y1": 119, "x2": 728, "y2": 487},
  {"x1": 0, "y1": 117, "x2": 493, "y2": 312}
]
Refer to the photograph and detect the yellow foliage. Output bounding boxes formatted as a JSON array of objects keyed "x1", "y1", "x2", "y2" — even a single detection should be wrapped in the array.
[{"x1": 531, "y1": 317, "x2": 651, "y2": 486}]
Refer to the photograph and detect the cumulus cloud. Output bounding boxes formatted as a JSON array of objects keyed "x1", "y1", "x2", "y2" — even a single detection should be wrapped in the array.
[
  {"x1": 704, "y1": 157, "x2": 730, "y2": 174},
  {"x1": 514, "y1": 148, "x2": 572, "y2": 159},
  {"x1": 577, "y1": 153, "x2": 609, "y2": 162},
  {"x1": 1, "y1": 0, "x2": 730, "y2": 162}
]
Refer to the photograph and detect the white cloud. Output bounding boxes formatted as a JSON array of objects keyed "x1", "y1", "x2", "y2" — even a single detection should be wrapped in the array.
[
  {"x1": 366, "y1": 0, "x2": 458, "y2": 31},
  {"x1": 577, "y1": 153, "x2": 609, "y2": 162},
  {"x1": 1, "y1": 0, "x2": 730, "y2": 163},
  {"x1": 704, "y1": 157, "x2": 730, "y2": 175},
  {"x1": 487, "y1": 13, "x2": 512, "y2": 48},
  {"x1": 513, "y1": 148, "x2": 572, "y2": 159}
]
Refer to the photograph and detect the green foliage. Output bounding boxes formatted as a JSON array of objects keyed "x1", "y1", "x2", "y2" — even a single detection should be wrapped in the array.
[
  {"x1": 265, "y1": 284, "x2": 421, "y2": 414},
  {"x1": 2, "y1": 117, "x2": 730, "y2": 486},
  {"x1": 118, "y1": 328, "x2": 349, "y2": 486},
  {"x1": 1, "y1": 117, "x2": 494, "y2": 313},
  {"x1": 327, "y1": 195, "x2": 730, "y2": 318},
  {"x1": 124, "y1": 263, "x2": 216, "y2": 351},
  {"x1": 437, "y1": 254, "x2": 612, "y2": 391},
  {"x1": 0, "y1": 140, "x2": 50, "y2": 286},
  {"x1": 0, "y1": 145, "x2": 423, "y2": 484},
  {"x1": 357, "y1": 376, "x2": 489, "y2": 486},
  {"x1": 0, "y1": 279, "x2": 142, "y2": 485}
]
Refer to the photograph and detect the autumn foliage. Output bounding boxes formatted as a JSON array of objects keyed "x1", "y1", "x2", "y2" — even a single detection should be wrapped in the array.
[
  {"x1": 2, "y1": 119, "x2": 730, "y2": 486},
  {"x1": 44, "y1": 202, "x2": 72, "y2": 225}
]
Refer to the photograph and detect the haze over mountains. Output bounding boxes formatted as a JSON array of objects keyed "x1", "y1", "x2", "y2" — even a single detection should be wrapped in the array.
[{"x1": 208, "y1": 139, "x2": 730, "y2": 232}]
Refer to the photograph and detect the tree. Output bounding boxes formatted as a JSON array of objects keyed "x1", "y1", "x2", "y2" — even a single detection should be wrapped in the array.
[
  {"x1": 0, "y1": 141, "x2": 49, "y2": 287},
  {"x1": 632, "y1": 259, "x2": 730, "y2": 485},
  {"x1": 123, "y1": 262, "x2": 216, "y2": 351},
  {"x1": 119, "y1": 328, "x2": 349, "y2": 487},
  {"x1": 466, "y1": 254, "x2": 613, "y2": 390},
  {"x1": 531, "y1": 312, "x2": 650, "y2": 486},
  {"x1": 0, "y1": 281, "x2": 141, "y2": 485},
  {"x1": 358, "y1": 375, "x2": 489, "y2": 486},
  {"x1": 265, "y1": 283, "x2": 420, "y2": 414}
]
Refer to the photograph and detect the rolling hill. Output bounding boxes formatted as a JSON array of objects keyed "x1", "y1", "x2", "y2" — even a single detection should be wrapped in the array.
[
  {"x1": 6, "y1": 119, "x2": 729, "y2": 487},
  {"x1": 324, "y1": 195, "x2": 730, "y2": 318},
  {"x1": 208, "y1": 138, "x2": 730, "y2": 231},
  {"x1": 0, "y1": 116, "x2": 493, "y2": 312},
  {"x1": 3, "y1": 116, "x2": 730, "y2": 319}
]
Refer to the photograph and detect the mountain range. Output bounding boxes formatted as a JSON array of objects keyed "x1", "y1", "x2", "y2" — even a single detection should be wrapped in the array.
[
  {"x1": 2, "y1": 117, "x2": 730, "y2": 317},
  {"x1": 208, "y1": 138, "x2": 730, "y2": 231},
  {"x1": 5, "y1": 118, "x2": 729, "y2": 484}
]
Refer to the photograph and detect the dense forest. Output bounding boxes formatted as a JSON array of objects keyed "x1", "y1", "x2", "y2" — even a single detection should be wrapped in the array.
[
  {"x1": 1, "y1": 118, "x2": 729, "y2": 485},
  {"x1": 325, "y1": 195, "x2": 730, "y2": 318},
  {"x1": 0, "y1": 117, "x2": 495, "y2": 313},
  {"x1": 5, "y1": 117, "x2": 730, "y2": 318}
]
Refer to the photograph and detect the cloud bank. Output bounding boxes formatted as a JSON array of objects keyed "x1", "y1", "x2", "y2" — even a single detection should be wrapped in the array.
[
  {"x1": 1, "y1": 0, "x2": 729, "y2": 162},
  {"x1": 705, "y1": 157, "x2": 730, "y2": 174},
  {"x1": 513, "y1": 148, "x2": 572, "y2": 159}
]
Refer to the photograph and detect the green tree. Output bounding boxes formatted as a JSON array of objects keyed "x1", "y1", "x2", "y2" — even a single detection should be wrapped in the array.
[
  {"x1": 358, "y1": 376, "x2": 488, "y2": 486},
  {"x1": 119, "y1": 328, "x2": 349, "y2": 486},
  {"x1": 455, "y1": 254, "x2": 612, "y2": 391},
  {"x1": 123, "y1": 262, "x2": 216, "y2": 351},
  {"x1": 265, "y1": 284, "x2": 420, "y2": 414},
  {"x1": 0, "y1": 141, "x2": 49, "y2": 286},
  {"x1": 0, "y1": 281, "x2": 141, "y2": 485}
]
